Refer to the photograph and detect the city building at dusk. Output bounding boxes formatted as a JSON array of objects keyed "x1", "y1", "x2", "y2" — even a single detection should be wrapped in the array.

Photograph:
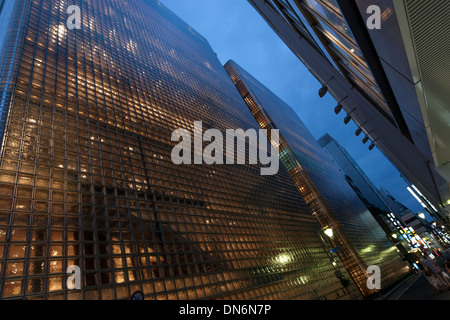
[
  {"x1": 0, "y1": 0, "x2": 448, "y2": 303},
  {"x1": 247, "y1": 0, "x2": 450, "y2": 223},
  {"x1": 0, "y1": 0, "x2": 362, "y2": 300},
  {"x1": 318, "y1": 133, "x2": 422, "y2": 261},
  {"x1": 225, "y1": 59, "x2": 411, "y2": 298}
]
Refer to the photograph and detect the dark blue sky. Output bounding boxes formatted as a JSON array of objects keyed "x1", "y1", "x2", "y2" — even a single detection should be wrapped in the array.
[{"x1": 161, "y1": 0, "x2": 422, "y2": 212}]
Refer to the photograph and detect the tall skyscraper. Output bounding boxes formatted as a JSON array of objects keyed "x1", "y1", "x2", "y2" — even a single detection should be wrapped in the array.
[
  {"x1": 247, "y1": 0, "x2": 450, "y2": 221},
  {"x1": 0, "y1": 0, "x2": 358, "y2": 300},
  {"x1": 318, "y1": 134, "x2": 391, "y2": 213},
  {"x1": 225, "y1": 59, "x2": 411, "y2": 298}
]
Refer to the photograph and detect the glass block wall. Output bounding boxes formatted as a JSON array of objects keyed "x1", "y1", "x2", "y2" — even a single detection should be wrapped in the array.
[
  {"x1": 0, "y1": 0, "x2": 357, "y2": 300},
  {"x1": 225, "y1": 59, "x2": 412, "y2": 298}
]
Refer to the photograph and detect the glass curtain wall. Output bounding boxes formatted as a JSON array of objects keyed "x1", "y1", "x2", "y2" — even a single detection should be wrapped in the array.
[
  {"x1": 267, "y1": 0, "x2": 393, "y2": 120},
  {"x1": 225, "y1": 60, "x2": 412, "y2": 298},
  {"x1": 0, "y1": 0, "x2": 353, "y2": 300}
]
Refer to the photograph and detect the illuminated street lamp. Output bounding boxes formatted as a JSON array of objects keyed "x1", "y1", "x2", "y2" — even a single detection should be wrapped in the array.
[{"x1": 324, "y1": 228, "x2": 334, "y2": 238}]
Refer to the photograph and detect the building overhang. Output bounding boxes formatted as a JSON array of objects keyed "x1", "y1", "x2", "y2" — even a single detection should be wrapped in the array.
[
  {"x1": 248, "y1": 0, "x2": 449, "y2": 214},
  {"x1": 335, "y1": 0, "x2": 413, "y2": 142},
  {"x1": 393, "y1": 0, "x2": 450, "y2": 209}
]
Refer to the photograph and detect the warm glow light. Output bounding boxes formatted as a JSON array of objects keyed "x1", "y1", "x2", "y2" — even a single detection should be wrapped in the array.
[
  {"x1": 324, "y1": 228, "x2": 334, "y2": 238},
  {"x1": 276, "y1": 253, "x2": 291, "y2": 265},
  {"x1": 418, "y1": 213, "x2": 426, "y2": 220},
  {"x1": 57, "y1": 24, "x2": 66, "y2": 37}
]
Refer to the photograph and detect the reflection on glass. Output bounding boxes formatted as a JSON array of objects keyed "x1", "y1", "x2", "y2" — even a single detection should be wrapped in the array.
[
  {"x1": 278, "y1": 0, "x2": 390, "y2": 119},
  {"x1": 0, "y1": 0, "x2": 357, "y2": 301},
  {"x1": 226, "y1": 60, "x2": 411, "y2": 299},
  {"x1": 304, "y1": 0, "x2": 353, "y2": 39}
]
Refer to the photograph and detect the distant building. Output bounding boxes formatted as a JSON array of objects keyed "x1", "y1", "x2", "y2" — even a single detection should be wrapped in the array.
[
  {"x1": 318, "y1": 134, "x2": 391, "y2": 213},
  {"x1": 378, "y1": 189, "x2": 437, "y2": 249},
  {"x1": 318, "y1": 134, "x2": 414, "y2": 260}
]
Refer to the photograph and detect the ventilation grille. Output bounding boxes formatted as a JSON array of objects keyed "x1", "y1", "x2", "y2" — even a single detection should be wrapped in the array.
[{"x1": 405, "y1": 0, "x2": 450, "y2": 165}]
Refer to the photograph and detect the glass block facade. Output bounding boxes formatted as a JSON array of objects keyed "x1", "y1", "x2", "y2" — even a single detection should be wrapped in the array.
[
  {"x1": 225, "y1": 60, "x2": 412, "y2": 298},
  {"x1": 318, "y1": 134, "x2": 415, "y2": 264},
  {"x1": 0, "y1": 0, "x2": 357, "y2": 300}
]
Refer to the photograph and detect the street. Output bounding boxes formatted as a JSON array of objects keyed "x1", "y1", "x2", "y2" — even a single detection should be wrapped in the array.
[{"x1": 395, "y1": 254, "x2": 450, "y2": 300}]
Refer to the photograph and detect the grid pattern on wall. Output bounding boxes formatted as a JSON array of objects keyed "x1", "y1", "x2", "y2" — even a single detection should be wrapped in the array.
[{"x1": 0, "y1": 0, "x2": 354, "y2": 300}]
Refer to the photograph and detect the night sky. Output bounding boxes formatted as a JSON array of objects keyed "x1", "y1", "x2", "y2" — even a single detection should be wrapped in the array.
[{"x1": 161, "y1": 0, "x2": 422, "y2": 213}]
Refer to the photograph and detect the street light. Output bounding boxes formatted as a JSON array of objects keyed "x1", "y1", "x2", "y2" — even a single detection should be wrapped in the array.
[
  {"x1": 344, "y1": 115, "x2": 352, "y2": 125},
  {"x1": 319, "y1": 86, "x2": 329, "y2": 98},
  {"x1": 334, "y1": 104, "x2": 343, "y2": 115},
  {"x1": 342, "y1": 108, "x2": 356, "y2": 125},
  {"x1": 324, "y1": 228, "x2": 334, "y2": 238},
  {"x1": 318, "y1": 77, "x2": 335, "y2": 97},
  {"x1": 355, "y1": 128, "x2": 362, "y2": 136}
]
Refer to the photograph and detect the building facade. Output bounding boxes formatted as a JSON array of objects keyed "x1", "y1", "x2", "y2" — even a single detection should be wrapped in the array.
[
  {"x1": 247, "y1": 0, "x2": 450, "y2": 220},
  {"x1": 318, "y1": 134, "x2": 391, "y2": 213},
  {"x1": 225, "y1": 59, "x2": 411, "y2": 298},
  {"x1": 378, "y1": 188, "x2": 444, "y2": 249},
  {"x1": 0, "y1": 0, "x2": 361, "y2": 300},
  {"x1": 318, "y1": 134, "x2": 416, "y2": 260}
]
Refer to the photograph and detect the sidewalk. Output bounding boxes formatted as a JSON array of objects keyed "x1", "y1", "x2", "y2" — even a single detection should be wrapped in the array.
[
  {"x1": 384, "y1": 252, "x2": 450, "y2": 300},
  {"x1": 375, "y1": 272, "x2": 421, "y2": 300}
]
